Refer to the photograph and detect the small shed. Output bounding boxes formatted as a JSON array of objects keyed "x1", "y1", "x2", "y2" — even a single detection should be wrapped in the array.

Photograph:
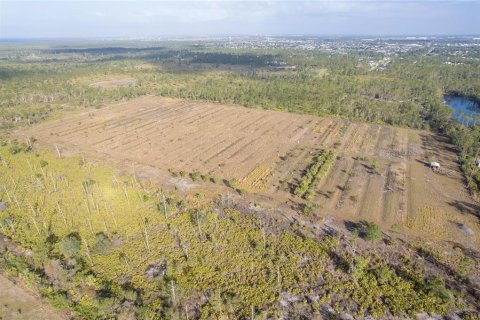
[{"x1": 429, "y1": 162, "x2": 441, "y2": 169}]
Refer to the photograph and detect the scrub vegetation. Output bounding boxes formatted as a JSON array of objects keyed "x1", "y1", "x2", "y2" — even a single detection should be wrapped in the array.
[
  {"x1": 0, "y1": 141, "x2": 476, "y2": 319},
  {"x1": 0, "y1": 41, "x2": 479, "y2": 319}
]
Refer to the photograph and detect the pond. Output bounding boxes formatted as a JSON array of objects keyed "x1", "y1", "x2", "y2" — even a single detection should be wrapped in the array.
[{"x1": 443, "y1": 95, "x2": 480, "y2": 125}]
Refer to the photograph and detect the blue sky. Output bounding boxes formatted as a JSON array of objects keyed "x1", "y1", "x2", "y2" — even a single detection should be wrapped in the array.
[{"x1": 1, "y1": 1, "x2": 479, "y2": 38}]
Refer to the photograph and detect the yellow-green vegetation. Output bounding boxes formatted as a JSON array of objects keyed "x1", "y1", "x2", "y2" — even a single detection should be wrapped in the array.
[
  {"x1": 364, "y1": 223, "x2": 382, "y2": 241},
  {"x1": 236, "y1": 165, "x2": 273, "y2": 193},
  {"x1": 294, "y1": 149, "x2": 336, "y2": 200},
  {"x1": 0, "y1": 142, "x2": 471, "y2": 318},
  {"x1": 405, "y1": 205, "x2": 480, "y2": 240}
]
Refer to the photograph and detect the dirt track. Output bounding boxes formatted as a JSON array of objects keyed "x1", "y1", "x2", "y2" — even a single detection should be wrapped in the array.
[
  {"x1": 19, "y1": 95, "x2": 480, "y2": 247},
  {"x1": 0, "y1": 274, "x2": 67, "y2": 320}
]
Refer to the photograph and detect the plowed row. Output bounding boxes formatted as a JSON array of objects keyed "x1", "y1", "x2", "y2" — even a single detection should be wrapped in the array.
[{"x1": 21, "y1": 96, "x2": 480, "y2": 247}]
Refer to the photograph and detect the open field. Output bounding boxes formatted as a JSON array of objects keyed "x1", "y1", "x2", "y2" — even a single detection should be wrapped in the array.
[
  {"x1": 88, "y1": 77, "x2": 136, "y2": 89},
  {"x1": 19, "y1": 96, "x2": 480, "y2": 248}
]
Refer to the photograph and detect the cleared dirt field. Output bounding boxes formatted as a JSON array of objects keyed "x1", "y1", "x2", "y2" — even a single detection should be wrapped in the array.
[
  {"x1": 20, "y1": 96, "x2": 480, "y2": 247},
  {"x1": 0, "y1": 274, "x2": 67, "y2": 320}
]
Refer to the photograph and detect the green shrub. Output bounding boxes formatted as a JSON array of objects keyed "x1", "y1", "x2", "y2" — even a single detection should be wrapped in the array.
[
  {"x1": 229, "y1": 178, "x2": 237, "y2": 188},
  {"x1": 294, "y1": 149, "x2": 335, "y2": 198},
  {"x1": 91, "y1": 232, "x2": 112, "y2": 254},
  {"x1": 352, "y1": 256, "x2": 369, "y2": 278},
  {"x1": 9, "y1": 144, "x2": 24, "y2": 155},
  {"x1": 457, "y1": 257, "x2": 473, "y2": 276},
  {"x1": 425, "y1": 276, "x2": 453, "y2": 302},
  {"x1": 82, "y1": 178, "x2": 96, "y2": 187},
  {"x1": 191, "y1": 171, "x2": 201, "y2": 181},
  {"x1": 59, "y1": 233, "x2": 81, "y2": 258},
  {"x1": 371, "y1": 160, "x2": 380, "y2": 174},
  {"x1": 373, "y1": 266, "x2": 394, "y2": 284},
  {"x1": 301, "y1": 203, "x2": 315, "y2": 216},
  {"x1": 364, "y1": 223, "x2": 382, "y2": 241}
]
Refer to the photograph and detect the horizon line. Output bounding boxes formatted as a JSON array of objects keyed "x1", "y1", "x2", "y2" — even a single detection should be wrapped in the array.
[{"x1": 2, "y1": 34, "x2": 480, "y2": 41}]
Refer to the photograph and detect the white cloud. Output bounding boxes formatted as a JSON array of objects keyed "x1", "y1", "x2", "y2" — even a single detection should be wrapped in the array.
[{"x1": 1, "y1": 0, "x2": 478, "y2": 37}]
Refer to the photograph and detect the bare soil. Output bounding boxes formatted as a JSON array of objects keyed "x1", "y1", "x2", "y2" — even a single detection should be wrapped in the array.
[
  {"x1": 18, "y1": 95, "x2": 480, "y2": 249},
  {"x1": 0, "y1": 273, "x2": 68, "y2": 320}
]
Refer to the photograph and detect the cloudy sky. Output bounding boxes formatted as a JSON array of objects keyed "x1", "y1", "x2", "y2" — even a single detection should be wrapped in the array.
[{"x1": 0, "y1": 0, "x2": 479, "y2": 38}]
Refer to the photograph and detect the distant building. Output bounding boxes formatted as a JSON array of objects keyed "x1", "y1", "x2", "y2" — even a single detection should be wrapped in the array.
[{"x1": 476, "y1": 158, "x2": 480, "y2": 168}]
